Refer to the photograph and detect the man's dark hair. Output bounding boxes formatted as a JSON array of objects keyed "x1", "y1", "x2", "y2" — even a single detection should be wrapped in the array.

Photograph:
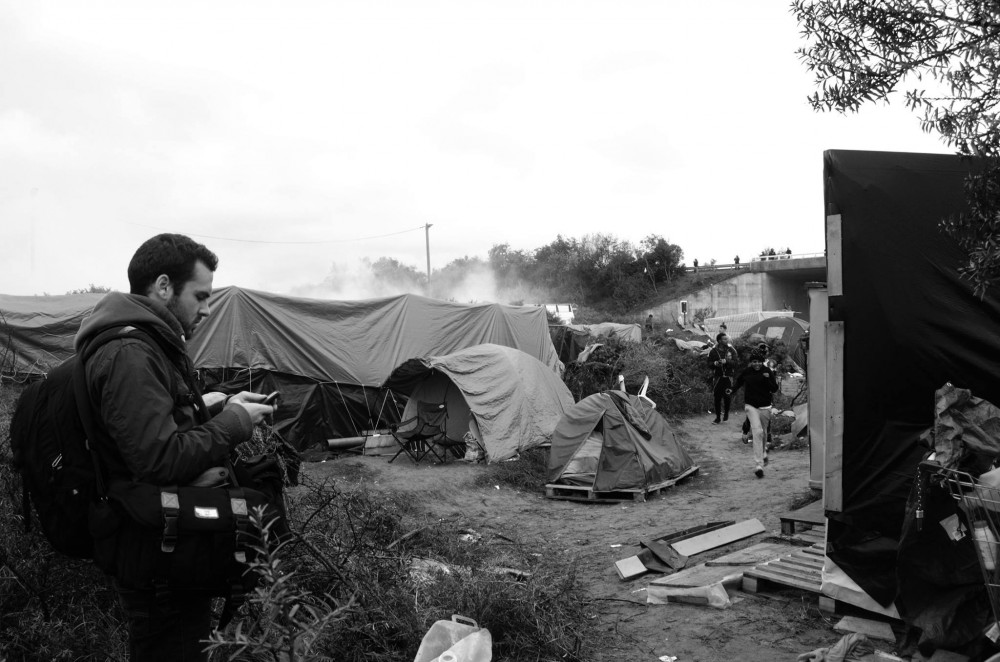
[
  {"x1": 716, "y1": 332, "x2": 726, "y2": 343},
  {"x1": 128, "y1": 234, "x2": 218, "y2": 295}
]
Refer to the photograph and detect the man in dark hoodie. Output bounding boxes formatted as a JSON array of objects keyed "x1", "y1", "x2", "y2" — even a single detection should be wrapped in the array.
[
  {"x1": 76, "y1": 233, "x2": 274, "y2": 661},
  {"x1": 706, "y1": 331, "x2": 737, "y2": 424},
  {"x1": 727, "y1": 348, "x2": 778, "y2": 478}
]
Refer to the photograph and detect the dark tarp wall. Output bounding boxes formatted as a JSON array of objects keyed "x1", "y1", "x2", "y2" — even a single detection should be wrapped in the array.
[{"x1": 824, "y1": 150, "x2": 1000, "y2": 605}]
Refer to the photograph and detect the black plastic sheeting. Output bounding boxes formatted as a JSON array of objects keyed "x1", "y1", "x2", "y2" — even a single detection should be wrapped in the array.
[
  {"x1": 201, "y1": 369, "x2": 404, "y2": 451},
  {"x1": 824, "y1": 150, "x2": 1000, "y2": 606}
]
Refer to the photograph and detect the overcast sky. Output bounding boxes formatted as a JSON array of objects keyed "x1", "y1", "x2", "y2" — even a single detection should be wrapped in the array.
[{"x1": 1, "y1": 1, "x2": 947, "y2": 299}]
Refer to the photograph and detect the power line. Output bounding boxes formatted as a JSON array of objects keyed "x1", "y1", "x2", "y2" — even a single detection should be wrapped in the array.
[{"x1": 125, "y1": 222, "x2": 426, "y2": 245}]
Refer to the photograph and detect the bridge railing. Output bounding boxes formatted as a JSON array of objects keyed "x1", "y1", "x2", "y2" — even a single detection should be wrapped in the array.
[{"x1": 749, "y1": 252, "x2": 825, "y2": 262}]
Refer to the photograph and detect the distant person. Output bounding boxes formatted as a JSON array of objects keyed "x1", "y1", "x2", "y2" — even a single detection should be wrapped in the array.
[
  {"x1": 707, "y1": 332, "x2": 737, "y2": 424},
  {"x1": 645, "y1": 314, "x2": 654, "y2": 332},
  {"x1": 733, "y1": 255, "x2": 740, "y2": 268},
  {"x1": 727, "y1": 347, "x2": 778, "y2": 478},
  {"x1": 693, "y1": 258, "x2": 699, "y2": 273},
  {"x1": 785, "y1": 248, "x2": 792, "y2": 257}
]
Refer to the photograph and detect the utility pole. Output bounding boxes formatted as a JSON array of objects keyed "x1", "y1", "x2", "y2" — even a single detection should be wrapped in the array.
[{"x1": 424, "y1": 223, "x2": 433, "y2": 296}]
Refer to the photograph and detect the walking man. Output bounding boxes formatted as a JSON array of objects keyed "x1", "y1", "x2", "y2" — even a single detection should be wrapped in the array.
[
  {"x1": 728, "y1": 348, "x2": 778, "y2": 478},
  {"x1": 707, "y1": 332, "x2": 737, "y2": 424}
]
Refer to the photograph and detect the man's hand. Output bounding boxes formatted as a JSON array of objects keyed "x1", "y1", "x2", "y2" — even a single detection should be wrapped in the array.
[
  {"x1": 227, "y1": 391, "x2": 276, "y2": 424},
  {"x1": 234, "y1": 402, "x2": 275, "y2": 424}
]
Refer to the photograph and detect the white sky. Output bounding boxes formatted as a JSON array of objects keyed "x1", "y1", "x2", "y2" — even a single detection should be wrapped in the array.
[{"x1": 0, "y1": 0, "x2": 948, "y2": 298}]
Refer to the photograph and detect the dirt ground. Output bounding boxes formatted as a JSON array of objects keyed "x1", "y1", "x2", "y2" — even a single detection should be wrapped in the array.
[{"x1": 306, "y1": 413, "x2": 845, "y2": 662}]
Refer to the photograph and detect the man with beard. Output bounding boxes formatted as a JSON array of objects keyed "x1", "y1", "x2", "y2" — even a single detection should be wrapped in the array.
[{"x1": 75, "y1": 233, "x2": 274, "y2": 660}]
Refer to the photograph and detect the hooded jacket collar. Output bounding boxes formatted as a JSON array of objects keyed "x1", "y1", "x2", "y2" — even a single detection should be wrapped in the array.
[{"x1": 75, "y1": 292, "x2": 187, "y2": 355}]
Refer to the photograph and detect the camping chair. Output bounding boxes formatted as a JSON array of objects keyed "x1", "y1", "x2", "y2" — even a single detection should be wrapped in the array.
[{"x1": 388, "y1": 401, "x2": 462, "y2": 464}]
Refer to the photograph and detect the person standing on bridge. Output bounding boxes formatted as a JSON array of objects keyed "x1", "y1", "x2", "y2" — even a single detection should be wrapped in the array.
[
  {"x1": 707, "y1": 332, "x2": 737, "y2": 424},
  {"x1": 733, "y1": 255, "x2": 740, "y2": 268}
]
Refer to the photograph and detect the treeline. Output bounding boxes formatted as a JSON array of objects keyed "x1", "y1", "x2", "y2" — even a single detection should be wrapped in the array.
[{"x1": 371, "y1": 233, "x2": 687, "y2": 313}]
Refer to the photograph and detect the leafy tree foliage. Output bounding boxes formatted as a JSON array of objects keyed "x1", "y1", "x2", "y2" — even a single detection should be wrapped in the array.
[
  {"x1": 793, "y1": 0, "x2": 1000, "y2": 295},
  {"x1": 367, "y1": 257, "x2": 425, "y2": 293}
]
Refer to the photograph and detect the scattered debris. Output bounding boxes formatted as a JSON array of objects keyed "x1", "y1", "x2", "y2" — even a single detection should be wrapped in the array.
[
  {"x1": 833, "y1": 615, "x2": 895, "y2": 643},
  {"x1": 647, "y1": 579, "x2": 732, "y2": 608}
]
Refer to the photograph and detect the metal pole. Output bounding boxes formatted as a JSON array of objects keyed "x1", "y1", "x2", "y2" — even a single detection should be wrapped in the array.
[{"x1": 425, "y1": 223, "x2": 433, "y2": 296}]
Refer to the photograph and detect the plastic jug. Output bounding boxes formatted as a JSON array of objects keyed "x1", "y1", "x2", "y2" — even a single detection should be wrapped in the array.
[{"x1": 413, "y1": 615, "x2": 492, "y2": 662}]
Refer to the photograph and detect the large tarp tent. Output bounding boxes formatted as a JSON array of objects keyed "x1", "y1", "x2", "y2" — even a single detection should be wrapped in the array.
[
  {"x1": 188, "y1": 287, "x2": 562, "y2": 449},
  {"x1": 824, "y1": 150, "x2": 1000, "y2": 625},
  {"x1": 743, "y1": 316, "x2": 808, "y2": 368},
  {"x1": 548, "y1": 391, "x2": 695, "y2": 491},
  {"x1": 0, "y1": 293, "x2": 104, "y2": 377},
  {"x1": 382, "y1": 344, "x2": 574, "y2": 461}
]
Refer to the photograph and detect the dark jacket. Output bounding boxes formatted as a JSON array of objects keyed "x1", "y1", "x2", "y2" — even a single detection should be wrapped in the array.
[
  {"x1": 732, "y1": 365, "x2": 778, "y2": 408},
  {"x1": 75, "y1": 293, "x2": 254, "y2": 485},
  {"x1": 707, "y1": 344, "x2": 738, "y2": 379}
]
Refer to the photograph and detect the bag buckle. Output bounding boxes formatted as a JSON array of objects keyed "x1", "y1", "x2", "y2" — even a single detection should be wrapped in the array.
[{"x1": 160, "y1": 490, "x2": 180, "y2": 553}]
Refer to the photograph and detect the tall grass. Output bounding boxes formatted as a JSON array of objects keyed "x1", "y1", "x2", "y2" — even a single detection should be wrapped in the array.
[{"x1": 0, "y1": 383, "x2": 598, "y2": 661}]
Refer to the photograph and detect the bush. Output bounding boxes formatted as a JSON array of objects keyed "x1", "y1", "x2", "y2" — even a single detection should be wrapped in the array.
[
  {"x1": 560, "y1": 336, "x2": 714, "y2": 418},
  {"x1": 0, "y1": 381, "x2": 597, "y2": 662}
]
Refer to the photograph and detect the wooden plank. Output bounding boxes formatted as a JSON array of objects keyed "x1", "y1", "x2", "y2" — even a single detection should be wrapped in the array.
[
  {"x1": 544, "y1": 465, "x2": 700, "y2": 503},
  {"x1": 755, "y1": 562, "x2": 821, "y2": 586},
  {"x1": 744, "y1": 566, "x2": 821, "y2": 593},
  {"x1": 651, "y1": 521, "x2": 736, "y2": 545},
  {"x1": 779, "y1": 500, "x2": 825, "y2": 534},
  {"x1": 705, "y1": 542, "x2": 794, "y2": 566},
  {"x1": 825, "y1": 321, "x2": 845, "y2": 512},
  {"x1": 833, "y1": 615, "x2": 895, "y2": 642},
  {"x1": 650, "y1": 563, "x2": 747, "y2": 588},
  {"x1": 671, "y1": 519, "x2": 765, "y2": 558},
  {"x1": 614, "y1": 556, "x2": 648, "y2": 581},
  {"x1": 826, "y1": 214, "x2": 842, "y2": 296}
]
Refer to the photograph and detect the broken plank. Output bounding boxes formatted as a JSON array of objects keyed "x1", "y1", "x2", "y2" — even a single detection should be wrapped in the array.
[
  {"x1": 641, "y1": 537, "x2": 688, "y2": 570},
  {"x1": 833, "y1": 615, "x2": 896, "y2": 642},
  {"x1": 671, "y1": 519, "x2": 765, "y2": 558}
]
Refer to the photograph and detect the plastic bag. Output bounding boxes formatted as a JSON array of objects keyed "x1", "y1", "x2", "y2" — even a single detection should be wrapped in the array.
[{"x1": 413, "y1": 614, "x2": 492, "y2": 662}]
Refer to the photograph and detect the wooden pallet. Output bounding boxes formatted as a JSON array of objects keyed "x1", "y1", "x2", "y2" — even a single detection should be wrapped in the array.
[
  {"x1": 742, "y1": 543, "x2": 826, "y2": 597},
  {"x1": 545, "y1": 465, "x2": 699, "y2": 503},
  {"x1": 779, "y1": 499, "x2": 825, "y2": 534}
]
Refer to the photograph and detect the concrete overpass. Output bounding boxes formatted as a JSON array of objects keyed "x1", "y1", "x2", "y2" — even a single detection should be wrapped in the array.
[{"x1": 645, "y1": 252, "x2": 827, "y2": 328}]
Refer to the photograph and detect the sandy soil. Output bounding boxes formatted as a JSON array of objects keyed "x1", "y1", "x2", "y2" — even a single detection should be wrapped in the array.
[{"x1": 305, "y1": 413, "x2": 842, "y2": 662}]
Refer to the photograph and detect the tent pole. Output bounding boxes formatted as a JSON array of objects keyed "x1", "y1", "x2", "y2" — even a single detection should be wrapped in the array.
[{"x1": 425, "y1": 223, "x2": 433, "y2": 297}]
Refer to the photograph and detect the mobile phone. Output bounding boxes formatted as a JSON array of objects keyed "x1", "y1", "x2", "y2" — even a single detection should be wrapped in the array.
[{"x1": 263, "y1": 391, "x2": 280, "y2": 405}]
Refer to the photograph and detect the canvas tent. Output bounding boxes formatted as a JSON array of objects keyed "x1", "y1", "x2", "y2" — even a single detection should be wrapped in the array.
[
  {"x1": 0, "y1": 293, "x2": 104, "y2": 377},
  {"x1": 548, "y1": 391, "x2": 695, "y2": 491},
  {"x1": 382, "y1": 344, "x2": 573, "y2": 461},
  {"x1": 822, "y1": 150, "x2": 1000, "y2": 645},
  {"x1": 703, "y1": 310, "x2": 794, "y2": 339},
  {"x1": 185, "y1": 287, "x2": 563, "y2": 449},
  {"x1": 549, "y1": 322, "x2": 642, "y2": 364},
  {"x1": 743, "y1": 316, "x2": 808, "y2": 368}
]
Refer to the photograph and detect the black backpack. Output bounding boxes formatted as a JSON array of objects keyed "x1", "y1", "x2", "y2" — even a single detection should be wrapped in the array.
[{"x1": 9, "y1": 325, "x2": 160, "y2": 559}]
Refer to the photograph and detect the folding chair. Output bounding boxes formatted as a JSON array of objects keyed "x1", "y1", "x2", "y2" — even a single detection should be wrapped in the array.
[{"x1": 388, "y1": 401, "x2": 455, "y2": 464}]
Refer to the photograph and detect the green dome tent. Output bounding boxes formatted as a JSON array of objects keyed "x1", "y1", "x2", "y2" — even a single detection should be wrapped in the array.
[
  {"x1": 743, "y1": 316, "x2": 809, "y2": 369},
  {"x1": 383, "y1": 344, "x2": 573, "y2": 462},
  {"x1": 548, "y1": 391, "x2": 696, "y2": 492}
]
